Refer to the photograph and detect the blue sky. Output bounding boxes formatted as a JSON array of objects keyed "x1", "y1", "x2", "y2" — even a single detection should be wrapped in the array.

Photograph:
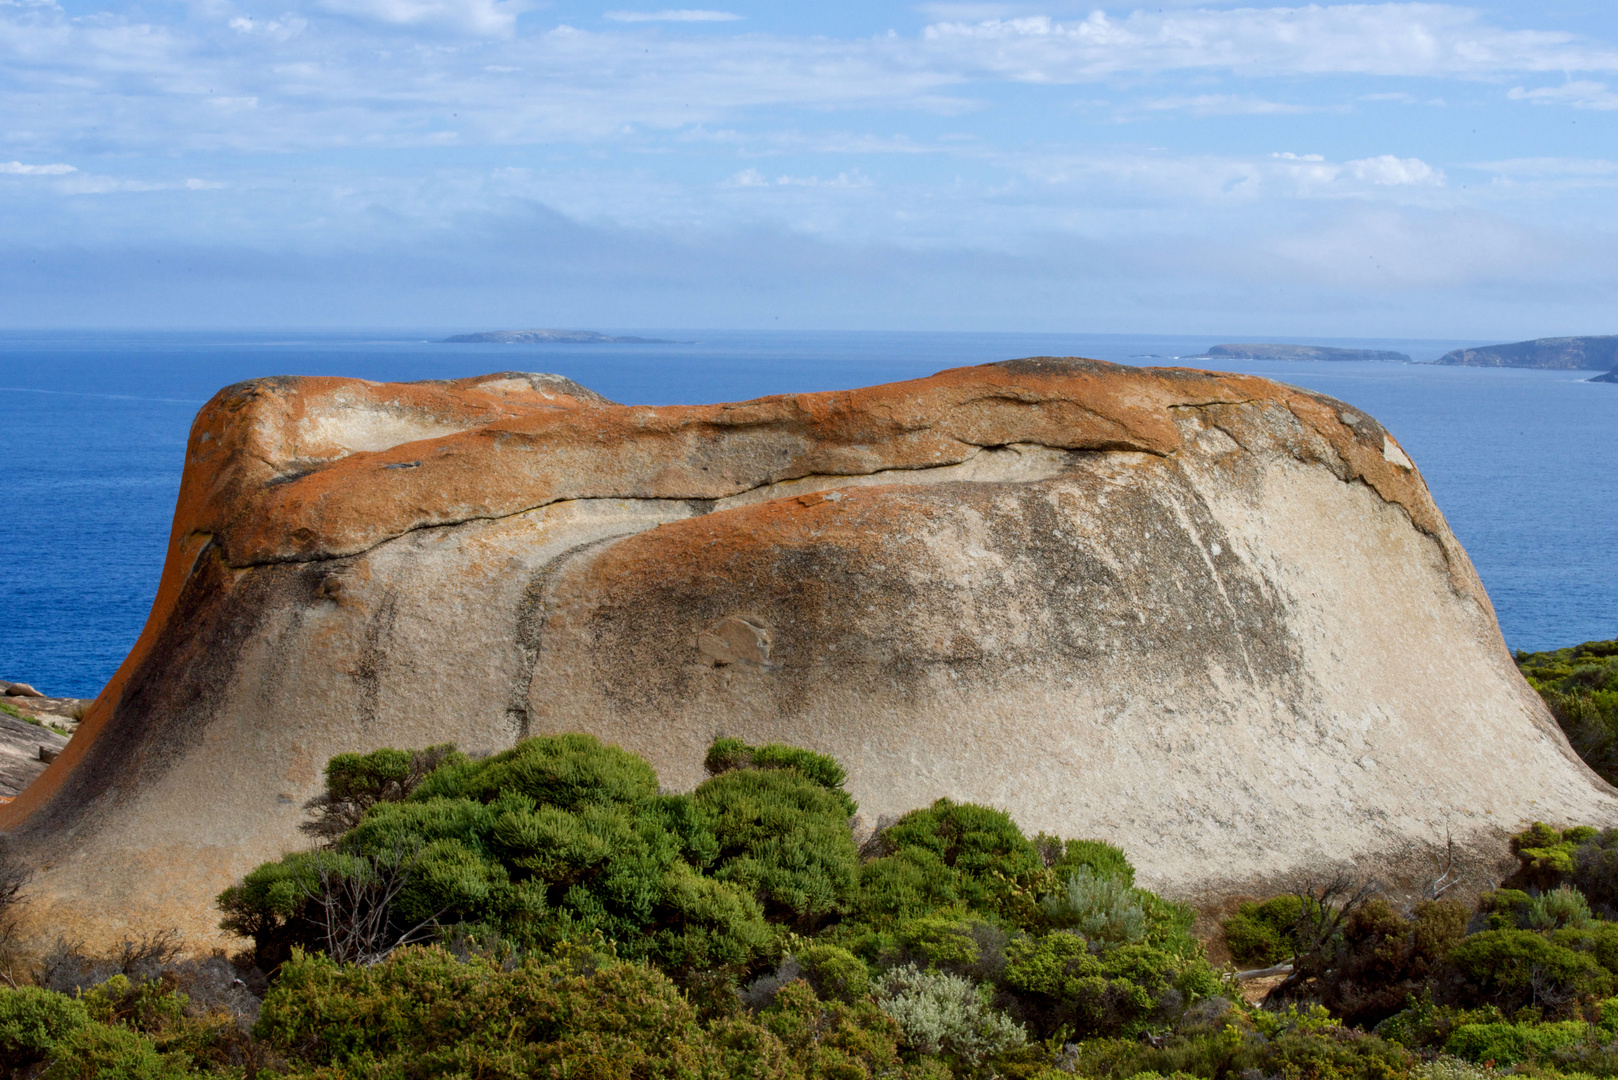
[{"x1": 3, "y1": 0, "x2": 1617, "y2": 334}]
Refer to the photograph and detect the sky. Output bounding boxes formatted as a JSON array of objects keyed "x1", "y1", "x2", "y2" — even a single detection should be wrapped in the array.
[{"x1": 2, "y1": 1, "x2": 1618, "y2": 334}]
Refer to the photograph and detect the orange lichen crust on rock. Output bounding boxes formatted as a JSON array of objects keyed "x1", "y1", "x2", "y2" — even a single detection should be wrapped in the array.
[{"x1": 206, "y1": 359, "x2": 1435, "y2": 568}]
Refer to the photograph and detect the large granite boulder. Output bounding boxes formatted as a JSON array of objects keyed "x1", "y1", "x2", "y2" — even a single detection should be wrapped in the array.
[{"x1": 3, "y1": 361, "x2": 1613, "y2": 949}]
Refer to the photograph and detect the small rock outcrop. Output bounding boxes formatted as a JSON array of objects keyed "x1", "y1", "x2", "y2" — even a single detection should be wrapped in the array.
[
  {"x1": 1591, "y1": 368, "x2": 1617, "y2": 384},
  {"x1": 0, "y1": 686, "x2": 78, "y2": 800},
  {"x1": 1437, "y1": 336, "x2": 1618, "y2": 370},
  {"x1": 2, "y1": 361, "x2": 1613, "y2": 949},
  {"x1": 1206, "y1": 344, "x2": 1411, "y2": 363}
]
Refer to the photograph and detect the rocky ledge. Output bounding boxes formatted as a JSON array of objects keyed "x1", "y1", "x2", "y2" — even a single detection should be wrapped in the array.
[{"x1": 0, "y1": 683, "x2": 83, "y2": 800}]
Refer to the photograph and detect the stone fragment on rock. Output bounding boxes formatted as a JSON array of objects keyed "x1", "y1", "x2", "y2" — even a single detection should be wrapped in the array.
[{"x1": 2, "y1": 683, "x2": 44, "y2": 699}]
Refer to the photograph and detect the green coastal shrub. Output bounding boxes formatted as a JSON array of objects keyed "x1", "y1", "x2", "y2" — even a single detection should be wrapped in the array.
[
  {"x1": 794, "y1": 944, "x2": 871, "y2": 1004},
  {"x1": 0, "y1": 986, "x2": 89, "y2": 1074},
  {"x1": 1446, "y1": 928, "x2": 1613, "y2": 1014},
  {"x1": 704, "y1": 737, "x2": 857, "y2": 816},
  {"x1": 1222, "y1": 895, "x2": 1315, "y2": 967},
  {"x1": 1001, "y1": 931, "x2": 1214, "y2": 1039},
  {"x1": 1516, "y1": 640, "x2": 1618, "y2": 786},
  {"x1": 37, "y1": 1022, "x2": 201, "y2": 1080},
  {"x1": 1443, "y1": 1020, "x2": 1592, "y2": 1065},
  {"x1": 258, "y1": 944, "x2": 735, "y2": 1077},
  {"x1": 301, "y1": 743, "x2": 465, "y2": 844},
  {"x1": 1306, "y1": 898, "x2": 1469, "y2": 1028},
  {"x1": 1375, "y1": 998, "x2": 1507, "y2": 1051},
  {"x1": 885, "y1": 911, "x2": 1012, "y2": 983},
  {"x1": 221, "y1": 733, "x2": 782, "y2": 976},
  {"x1": 695, "y1": 764, "x2": 860, "y2": 931},
  {"x1": 856, "y1": 800, "x2": 1050, "y2": 927},
  {"x1": 1035, "y1": 836, "x2": 1135, "y2": 886}
]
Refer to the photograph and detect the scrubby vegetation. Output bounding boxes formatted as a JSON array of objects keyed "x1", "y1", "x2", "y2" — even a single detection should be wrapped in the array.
[
  {"x1": 17, "y1": 729, "x2": 1618, "y2": 1078},
  {"x1": 1519, "y1": 638, "x2": 1618, "y2": 786}
]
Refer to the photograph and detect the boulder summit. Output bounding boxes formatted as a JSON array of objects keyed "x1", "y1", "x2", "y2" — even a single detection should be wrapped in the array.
[{"x1": 4, "y1": 360, "x2": 1613, "y2": 947}]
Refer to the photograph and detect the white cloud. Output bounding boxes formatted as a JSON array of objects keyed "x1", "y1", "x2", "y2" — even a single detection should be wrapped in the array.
[
  {"x1": 1345, "y1": 154, "x2": 1442, "y2": 186},
  {"x1": 316, "y1": 0, "x2": 528, "y2": 34},
  {"x1": 604, "y1": 9, "x2": 740, "y2": 22},
  {"x1": 0, "y1": 5, "x2": 1615, "y2": 159},
  {"x1": 228, "y1": 15, "x2": 307, "y2": 39},
  {"x1": 1138, "y1": 94, "x2": 1322, "y2": 116},
  {"x1": 0, "y1": 161, "x2": 75, "y2": 175},
  {"x1": 920, "y1": 6, "x2": 1618, "y2": 80},
  {"x1": 1508, "y1": 80, "x2": 1618, "y2": 110},
  {"x1": 723, "y1": 167, "x2": 871, "y2": 188},
  {"x1": 1009, "y1": 149, "x2": 1445, "y2": 206}
]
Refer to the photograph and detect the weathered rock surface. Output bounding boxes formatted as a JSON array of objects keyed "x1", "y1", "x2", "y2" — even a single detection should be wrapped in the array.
[
  {"x1": 1206, "y1": 344, "x2": 1411, "y2": 363},
  {"x1": 3, "y1": 360, "x2": 1614, "y2": 949},
  {"x1": 0, "y1": 713, "x2": 70, "y2": 799},
  {"x1": 1437, "y1": 336, "x2": 1618, "y2": 370}
]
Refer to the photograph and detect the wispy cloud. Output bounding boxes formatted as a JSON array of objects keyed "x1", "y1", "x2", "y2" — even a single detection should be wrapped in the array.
[
  {"x1": 920, "y1": 6, "x2": 1618, "y2": 79},
  {"x1": 723, "y1": 168, "x2": 872, "y2": 188},
  {"x1": 0, "y1": 2, "x2": 1616, "y2": 333},
  {"x1": 604, "y1": 9, "x2": 741, "y2": 22},
  {"x1": 1, "y1": 5, "x2": 1616, "y2": 160},
  {"x1": 0, "y1": 161, "x2": 76, "y2": 175},
  {"x1": 316, "y1": 0, "x2": 529, "y2": 35},
  {"x1": 1134, "y1": 94, "x2": 1326, "y2": 117},
  {"x1": 1508, "y1": 80, "x2": 1618, "y2": 110}
]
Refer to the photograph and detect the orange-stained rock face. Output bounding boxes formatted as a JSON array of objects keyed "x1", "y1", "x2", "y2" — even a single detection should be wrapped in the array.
[{"x1": 2, "y1": 359, "x2": 1611, "y2": 950}]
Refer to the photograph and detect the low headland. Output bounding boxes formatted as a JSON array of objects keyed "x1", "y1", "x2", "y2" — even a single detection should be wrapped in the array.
[
  {"x1": 1206, "y1": 343, "x2": 1412, "y2": 363},
  {"x1": 1437, "y1": 335, "x2": 1618, "y2": 372}
]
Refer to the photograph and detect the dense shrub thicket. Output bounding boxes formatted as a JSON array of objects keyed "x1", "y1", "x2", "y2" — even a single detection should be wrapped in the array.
[
  {"x1": 1519, "y1": 638, "x2": 1618, "y2": 786},
  {"x1": 16, "y1": 715, "x2": 1618, "y2": 1078}
]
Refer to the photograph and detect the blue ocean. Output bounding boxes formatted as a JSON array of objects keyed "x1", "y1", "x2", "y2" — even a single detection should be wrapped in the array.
[{"x1": 1, "y1": 329, "x2": 1613, "y2": 699}]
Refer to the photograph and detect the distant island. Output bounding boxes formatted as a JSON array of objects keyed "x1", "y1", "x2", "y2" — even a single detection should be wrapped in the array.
[
  {"x1": 1435, "y1": 335, "x2": 1618, "y2": 370},
  {"x1": 442, "y1": 329, "x2": 683, "y2": 344},
  {"x1": 1205, "y1": 343, "x2": 1411, "y2": 363}
]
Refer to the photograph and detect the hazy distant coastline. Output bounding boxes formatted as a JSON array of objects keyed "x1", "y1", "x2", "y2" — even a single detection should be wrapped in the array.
[
  {"x1": 1205, "y1": 343, "x2": 1412, "y2": 363},
  {"x1": 442, "y1": 329, "x2": 685, "y2": 345}
]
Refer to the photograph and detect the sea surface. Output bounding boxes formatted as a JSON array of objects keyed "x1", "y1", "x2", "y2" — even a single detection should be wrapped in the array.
[{"x1": 1, "y1": 329, "x2": 1613, "y2": 699}]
